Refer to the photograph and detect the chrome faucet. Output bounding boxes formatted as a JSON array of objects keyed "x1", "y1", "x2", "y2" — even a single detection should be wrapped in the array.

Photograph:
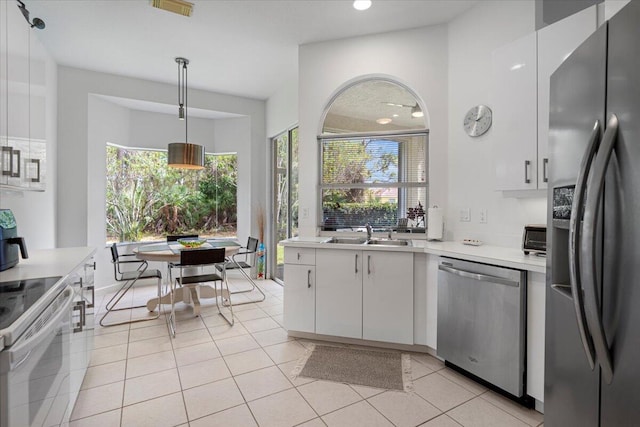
[
  {"x1": 366, "y1": 223, "x2": 372, "y2": 240},
  {"x1": 387, "y1": 227, "x2": 393, "y2": 239}
]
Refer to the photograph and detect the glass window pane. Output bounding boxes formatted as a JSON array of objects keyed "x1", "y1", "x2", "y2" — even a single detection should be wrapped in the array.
[
  {"x1": 322, "y1": 80, "x2": 427, "y2": 134},
  {"x1": 105, "y1": 145, "x2": 237, "y2": 243}
]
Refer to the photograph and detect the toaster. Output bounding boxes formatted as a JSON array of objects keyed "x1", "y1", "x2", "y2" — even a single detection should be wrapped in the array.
[{"x1": 522, "y1": 224, "x2": 546, "y2": 255}]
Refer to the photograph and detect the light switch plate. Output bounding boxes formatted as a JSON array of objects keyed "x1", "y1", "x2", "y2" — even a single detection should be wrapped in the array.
[
  {"x1": 459, "y1": 208, "x2": 471, "y2": 222},
  {"x1": 302, "y1": 207, "x2": 309, "y2": 219},
  {"x1": 479, "y1": 209, "x2": 488, "y2": 223}
]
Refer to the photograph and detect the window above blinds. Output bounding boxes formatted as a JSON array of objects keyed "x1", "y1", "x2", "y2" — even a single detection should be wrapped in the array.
[{"x1": 321, "y1": 135, "x2": 427, "y2": 186}]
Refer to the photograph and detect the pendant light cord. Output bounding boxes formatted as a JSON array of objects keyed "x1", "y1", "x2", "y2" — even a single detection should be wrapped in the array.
[{"x1": 184, "y1": 61, "x2": 188, "y2": 143}]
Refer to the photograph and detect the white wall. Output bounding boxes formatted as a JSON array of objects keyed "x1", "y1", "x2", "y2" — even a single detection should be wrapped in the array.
[
  {"x1": 298, "y1": 25, "x2": 449, "y2": 237},
  {"x1": 128, "y1": 110, "x2": 216, "y2": 149},
  {"x1": 447, "y1": 0, "x2": 546, "y2": 247},
  {"x1": 266, "y1": 78, "x2": 298, "y2": 138},
  {"x1": 0, "y1": 30, "x2": 57, "y2": 250},
  {"x1": 213, "y1": 116, "x2": 252, "y2": 244},
  {"x1": 58, "y1": 66, "x2": 266, "y2": 288},
  {"x1": 87, "y1": 96, "x2": 130, "y2": 286}
]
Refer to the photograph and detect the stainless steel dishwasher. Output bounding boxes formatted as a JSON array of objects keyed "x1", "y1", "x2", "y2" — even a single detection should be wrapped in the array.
[{"x1": 437, "y1": 257, "x2": 527, "y2": 400}]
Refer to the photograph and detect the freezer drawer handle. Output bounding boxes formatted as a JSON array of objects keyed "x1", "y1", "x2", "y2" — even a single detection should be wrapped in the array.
[
  {"x1": 568, "y1": 119, "x2": 600, "y2": 370},
  {"x1": 438, "y1": 264, "x2": 519, "y2": 287},
  {"x1": 582, "y1": 113, "x2": 618, "y2": 385}
]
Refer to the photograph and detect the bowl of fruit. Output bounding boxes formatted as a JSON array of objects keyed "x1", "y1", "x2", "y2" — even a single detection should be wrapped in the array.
[{"x1": 177, "y1": 238, "x2": 207, "y2": 248}]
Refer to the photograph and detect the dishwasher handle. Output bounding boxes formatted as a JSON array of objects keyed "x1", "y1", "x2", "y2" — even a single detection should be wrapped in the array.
[{"x1": 438, "y1": 264, "x2": 520, "y2": 287}]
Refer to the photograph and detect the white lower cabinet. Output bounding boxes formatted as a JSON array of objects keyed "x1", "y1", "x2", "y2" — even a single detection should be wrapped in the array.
[
  {"x1": 362, "y1": 251, "x2": 414, "y2": 344},
  {"x1": 283, "y1": 248, "x2": 316, "y2": 333},
  {"x1": 315, "y1": 250, "x2": 362, "y2": 338},
  {"x1": 315, "y1": 248, "x2": 414, "y2": 345}
]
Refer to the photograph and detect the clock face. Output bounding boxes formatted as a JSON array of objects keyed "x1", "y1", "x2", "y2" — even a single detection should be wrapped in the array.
[{"x1": 463, "y1": 105, "x2": 492, "y2": 137}]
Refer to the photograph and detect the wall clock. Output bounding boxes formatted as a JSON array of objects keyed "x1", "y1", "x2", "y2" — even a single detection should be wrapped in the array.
[{"x1": 463, "y1": 105, "x2": 492, "y2": 137}]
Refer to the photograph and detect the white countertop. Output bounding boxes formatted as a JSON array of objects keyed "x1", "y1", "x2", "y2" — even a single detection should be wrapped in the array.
[
  {"x1": 0, "y1": 247, "x2": 97, "y2": 282},
  {"x1": 280, "y1": 237, "x2": 546, "y2": 273}
]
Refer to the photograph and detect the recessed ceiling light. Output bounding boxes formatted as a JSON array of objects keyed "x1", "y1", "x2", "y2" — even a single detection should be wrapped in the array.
[
  {"x1": 392, "y1": 114, "x2": 399, "y2": 118},
  {"x1": 376, "y1": 117, "x2": 392, "y2": 125},
  {"x1": 353, "y1": 0, "x2": 372, "y2": 11}
]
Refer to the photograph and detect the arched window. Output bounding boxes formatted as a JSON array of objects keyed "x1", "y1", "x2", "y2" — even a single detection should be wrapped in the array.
[{"x1": 319, "y1": 78, "x2": 428, "y2": 232}]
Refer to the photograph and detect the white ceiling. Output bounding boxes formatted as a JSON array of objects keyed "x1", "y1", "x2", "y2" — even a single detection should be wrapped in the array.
[{"x1": 28, "y1": 0, "x2": 477, "y2": 101}]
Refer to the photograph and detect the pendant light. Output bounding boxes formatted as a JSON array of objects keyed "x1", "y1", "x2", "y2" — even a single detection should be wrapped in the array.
[{"x1": 168, "y1": 57, "x2": 205, "y2": 169}]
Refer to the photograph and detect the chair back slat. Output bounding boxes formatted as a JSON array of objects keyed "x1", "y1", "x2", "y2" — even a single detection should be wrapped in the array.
[
  {"x1": 180, "y1": 248, "x2": 226, "y2": 266},
  {"x1": 247, "y1": 237, "x2": 259, "y2": 253},
  {"x1": 110, "y1": 243, "x2": 119, "y2": 263},
  {"x1": 167, "y1": 234, "x2": 199, "y2": 242}
]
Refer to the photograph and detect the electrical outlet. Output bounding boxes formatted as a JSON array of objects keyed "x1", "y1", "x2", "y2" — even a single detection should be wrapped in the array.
[
  {"x1": 479, "y1": 209, "x2": 488, "y2": 224},
  {"x1": 302, "y1": 208, "x2": 309, "y2": 219},
  {"x1": 459, "y1": 208, "x2": 471, "y2": 222}
]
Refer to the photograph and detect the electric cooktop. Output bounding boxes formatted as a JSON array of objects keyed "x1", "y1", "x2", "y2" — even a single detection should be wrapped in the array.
[{"x1": 0, "y1": 276, "x2": 63, "y2": 335}]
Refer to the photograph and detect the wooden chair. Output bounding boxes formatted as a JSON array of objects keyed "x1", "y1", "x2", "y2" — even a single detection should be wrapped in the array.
[
  {"x1": 166, "y1": 248, "x2": 233, "y2": 337},
  {"x1": 100, "y1": 243, "x2": 162, "y2": 327}
]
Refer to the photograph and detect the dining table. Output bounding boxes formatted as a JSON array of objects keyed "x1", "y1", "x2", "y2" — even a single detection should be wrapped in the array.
[{"x1": 134, "y1": 239, "x2": 241, "y2": 315}]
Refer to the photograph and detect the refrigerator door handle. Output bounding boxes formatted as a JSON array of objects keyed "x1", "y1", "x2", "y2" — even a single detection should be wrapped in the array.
[
  {"x1": 582, "y1": 113, "x2": 618, "y2": 385},
  {"x1": 568, "y1": 119, "x2": 601, "y2": 370}
]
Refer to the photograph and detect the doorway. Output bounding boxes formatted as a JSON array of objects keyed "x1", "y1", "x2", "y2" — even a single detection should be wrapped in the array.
[{"x1": 271, "y1": 127, "x2": 298, "y2": 284}]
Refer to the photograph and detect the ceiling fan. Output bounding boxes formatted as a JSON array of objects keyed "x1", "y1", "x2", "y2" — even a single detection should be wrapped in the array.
[{"x1": 382, "y1": 102, "x2": 424, "y2": 118}]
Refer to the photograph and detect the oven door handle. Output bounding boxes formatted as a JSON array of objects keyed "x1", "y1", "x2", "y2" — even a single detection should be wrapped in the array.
[{"x1": 8, "y1": 286, "x2": 74, "y2": 370}]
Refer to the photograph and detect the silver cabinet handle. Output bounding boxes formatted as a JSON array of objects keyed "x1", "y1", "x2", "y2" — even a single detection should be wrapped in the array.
[
  {"x1": 438, "y1": 264, "x2": 519, "y2": 287},
  {"x1": 569, "y1": 119, "x2": 600, "y2": 370},
  {"x1": 28, "y1": 159, "x2": 40, "y2": 183},
  {"x1": 543, "y1": 158, "x2": 549, "y2": 183},
  {"x1": 307, "y1": 269, "x2": 311, "y2": 288},
  {"x1": 582, "y1": 114, "x2": 618, "y2": 384},
  {"x1": 87, "y1": 285, "x2": 95, "y2": 309},
  {"x1": 73, "y1": 300, "x2": 86, "y2": 332},
  {"x1": 355, "y1": 254, "x2": 358, "y2": 274},
  {"x1": 367, "y1": 255, "x2": 371, "y2": 275},
  {"x1": 1, "y1": 147, "x2": 20, "y2": 178},
  {"x1": 524, "y1": 160, "x2": 531, "y2": 184},
  {"x1": 1, "y1": 146, "x2": 12, "y2": 176}
]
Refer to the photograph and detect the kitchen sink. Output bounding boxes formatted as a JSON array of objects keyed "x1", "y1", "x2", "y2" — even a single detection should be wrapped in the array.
[
  {"x1": 324, "y1": 237, "x2": 368, "y2": 244},
  {"x1": 365, "y1": 239, "x2": 412, "y2": 247}
]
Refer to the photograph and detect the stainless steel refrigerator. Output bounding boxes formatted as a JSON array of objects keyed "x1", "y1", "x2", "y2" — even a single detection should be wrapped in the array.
[{"x1": 545, "y1": 1, "x2": 640, "y2": 425}]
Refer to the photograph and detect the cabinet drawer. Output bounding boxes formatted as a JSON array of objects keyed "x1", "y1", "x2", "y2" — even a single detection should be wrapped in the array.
[{"x1": 284, "y1": 247, "x2": 315, "y2": 265}]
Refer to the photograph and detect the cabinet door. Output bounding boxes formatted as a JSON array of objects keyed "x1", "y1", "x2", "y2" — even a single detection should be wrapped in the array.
[
  {"x1": 0, "y1": 0, "x2": 7, "y2": 174},
  {"x1": 492, "y1": 32, "x2": 538, "y2": 191},
  {"x1": 363, "y1": 251, "x2": 414, "y2": 344},
  {"x1": 28, "y1": 31, "x2": 47, "y2": 190},
  {"x1": 316, "y1": 249, "x2": 363, "y2": 339},
  {"x1": 283, "y1": 264, "x2": 315, "y2": 333},
  {"x1": 537, "y1": 6, "x2": 597, "y2": 189},
  {"x1": 4, "y1": 4, "x2": 30, "y2": 187}
]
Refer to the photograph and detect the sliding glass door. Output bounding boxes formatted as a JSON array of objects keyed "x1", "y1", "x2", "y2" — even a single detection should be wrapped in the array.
[{"x1": 271, "y1": 127, "x2": 298, "y2": 284}]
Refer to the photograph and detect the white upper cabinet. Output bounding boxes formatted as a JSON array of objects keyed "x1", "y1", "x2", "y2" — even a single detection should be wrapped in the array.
[
  {"x1": 537, "y1": 6, "x2": 597, "y2": 189},
  {"x1": 492, "y1": 32, "x2": 538, "y2": 191},
  {"x1": 492, "y1": 6, "x2": 597, "y2": 192},
  {"x1": 1, "y1": 2, "x2": 48, "y2": 191}
]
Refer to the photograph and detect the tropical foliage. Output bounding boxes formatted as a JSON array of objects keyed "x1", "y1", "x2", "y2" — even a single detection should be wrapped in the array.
[
  {"x1": 106, "y1": 145, "x2": 237, "y2": 243},
  {"x1": 321, "y1": 138, "x2": 400, "y2": 228}
]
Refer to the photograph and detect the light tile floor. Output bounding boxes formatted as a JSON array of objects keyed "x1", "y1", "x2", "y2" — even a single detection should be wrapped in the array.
[{"x1": 71, "y1": 276, "x2": 544, "y2": 427}]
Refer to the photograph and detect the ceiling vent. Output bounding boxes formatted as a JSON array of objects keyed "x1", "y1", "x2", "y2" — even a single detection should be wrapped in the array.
[{"x1": 152, "y1": 0, "x2": 193, "y2": 17}]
